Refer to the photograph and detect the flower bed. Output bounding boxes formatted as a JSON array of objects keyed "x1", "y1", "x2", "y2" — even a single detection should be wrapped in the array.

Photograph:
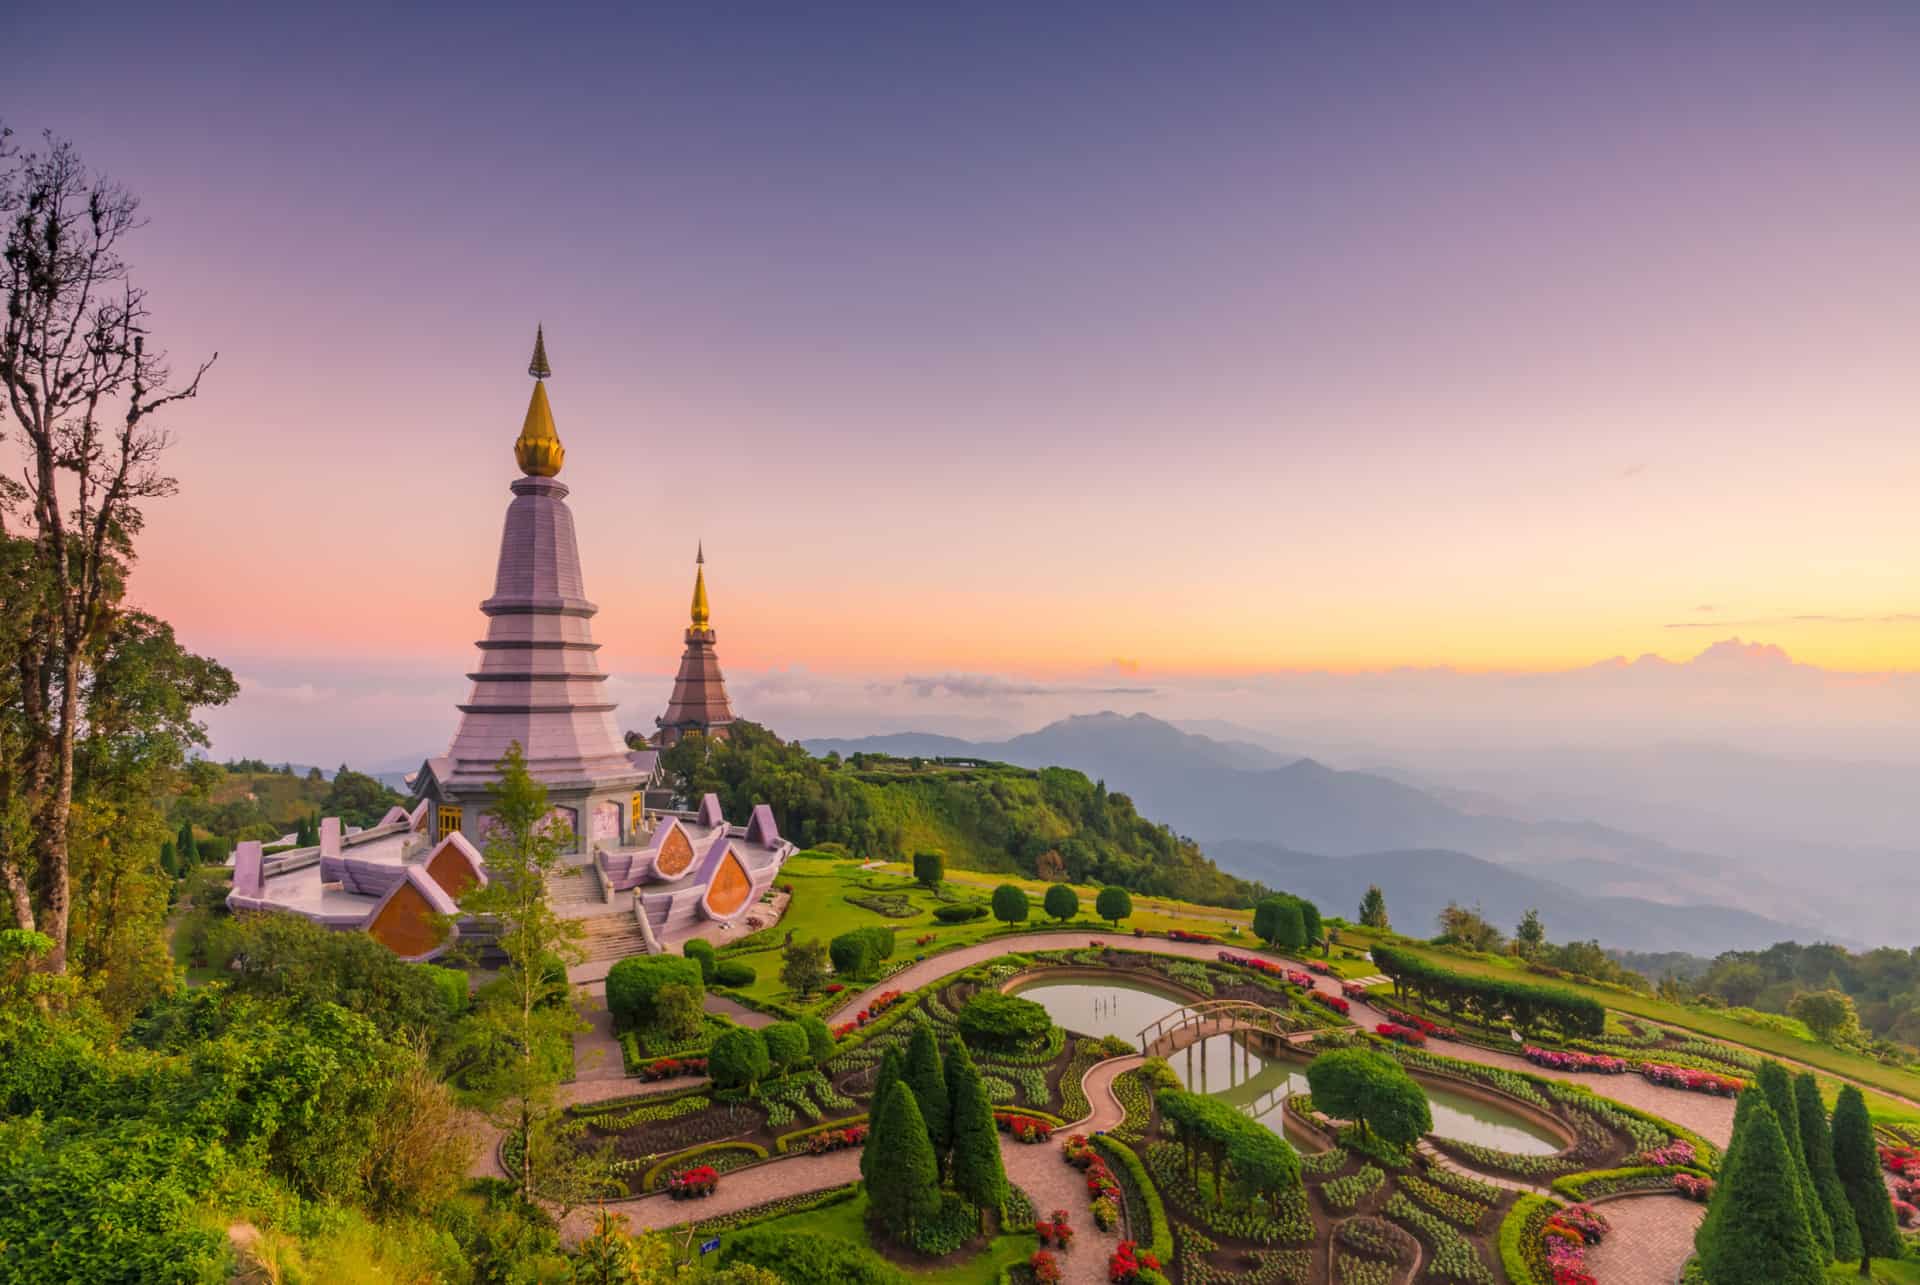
[
  {"x1": 1633, "y1": 1140, "x2": 1695, "y2": 1168},
  {"x1": 1287, "y1": 969, "x2": 1315, "y2": 989},
  {"x1": 1029, "y1": 1249, "x2": 1063, "y2": 1284},
  {"x1": 1673, "y1": 1172, "x2": 1714, "y2": 1201},
  {"x1": 1882, "y1": 1143, "x2": 1920, "y2": 1178},
  {"x1": 1166, "y1": 929, "x2": 1215, "y2": 944},
  {"x1": 795, "y1": 1123, "x2": 866, "y2": 1154},
  {"x1": 1537, "y1": 1203, "x2": 1609, "y2": 1285},
  {"x1": 1108, "y1": 1239, "x2": 1164, "y2": 1283},
  {"x1": 998, "y1": 1111, "x2": 1056, "y2": 1142},
  {"x1": 1401, "y1": 1173, "x2": 1491, "y2": 1231},
  {"x1": 1321, "y1": 1164, "x2": 1385, "y2": 1210},
  {"x1": 1311, "y1": 991, "x2": 1351, "y2": 1016},
  {"x1": 1637, "y1": 1062, "x2": 1744, "y2": 1096},
  {"x1": 1342, "y1": 981, "x2": 1371, "y2": 1000},
  {"x1": 1380, "y1": 1008, "x2": 1455, "y2": 1040},
  {"x1": 638, "y1": 1055, "x2": 709, "y2": 1082},
  {"x1": 1036, "y1": 1207, "x2": 1077, "y2": 1251},
  {"x1": 1375, "y1": 1022, "x2": 1426, "y2": 1047},
  {"x1": 1218, "y1": 950, "x2": 1287, "y2": 980},
  {"x1": 1382, "y1": 1192, "x2": 1494, "y2": 1284},
  {"x1": 1523, "y1": 1047, "x2": 1628, "y2": 1075},
  {"x1": 667, "y1": 1165, "x2": 719, "y2": 1199}
]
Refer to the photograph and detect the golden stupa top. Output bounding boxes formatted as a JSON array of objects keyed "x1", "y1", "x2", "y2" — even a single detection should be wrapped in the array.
[
  {"x1": 514, "y1": 325, "x2": 565, "y2": 477},
  {"x1": 690, "y1": 544, "x2": 710, "y2": 630}
]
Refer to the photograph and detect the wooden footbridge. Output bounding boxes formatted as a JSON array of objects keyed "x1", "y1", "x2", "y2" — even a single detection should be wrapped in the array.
[{"x1": 1137, "y1": 999, "x2": 1312, "y2": 1058}]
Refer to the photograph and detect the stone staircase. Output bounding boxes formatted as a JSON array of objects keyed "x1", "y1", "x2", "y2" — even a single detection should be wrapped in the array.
[
  {"x1": 576, "y1": 911, "x2": 652, "y2": 965},
  {"x1": 548, "y1": 867, "x2": 606, "y2": 914}
]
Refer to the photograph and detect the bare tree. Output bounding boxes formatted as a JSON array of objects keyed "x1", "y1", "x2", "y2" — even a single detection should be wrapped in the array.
[{"x1": 0, "y1": 127, "x2": 215, "y2": 970}]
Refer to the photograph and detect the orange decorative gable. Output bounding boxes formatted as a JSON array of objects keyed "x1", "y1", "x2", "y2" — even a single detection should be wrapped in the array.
[
  {"x1": 368, "y1": 881, "x2": 446, "y2": 957},
  {"x1": 704, "y1": 847, "x2": 752, "y2": 918},
  {"x1": 656, "y1": 825, "x2": 694, "y2": 878}
]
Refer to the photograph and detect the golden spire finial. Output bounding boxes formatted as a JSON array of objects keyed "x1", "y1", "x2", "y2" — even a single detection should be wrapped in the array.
[
  {"x1": 514, "y1": 325, "x2": 564, "y2": 477},
  {"x1": 690, "y1": 546, "x2": 710, "y2": 631}
]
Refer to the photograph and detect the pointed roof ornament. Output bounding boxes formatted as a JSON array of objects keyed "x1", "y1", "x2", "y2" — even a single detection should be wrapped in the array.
[
  {"x1": 514, "y1": 325, "x2": 564, "y2": 477},
  {"x1": 697, "y1": 541, "x2": 705, "y2": 566},
  {"x1": 690, "y1": 546, "x2": 711, "y2": 631},
  {"x1": 528, "y1": 324, "x2": 552, "y2": 379}
]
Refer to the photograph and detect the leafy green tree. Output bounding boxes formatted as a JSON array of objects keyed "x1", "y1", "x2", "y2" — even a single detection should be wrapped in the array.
[
  {"x1": 1794, "y1": 1071, "x2": 1861, "y2": 1262},
  {"x1": 954, "y1": 991, "x2": 1053, "y2": 1051},
  {"x1": 455, "y1": 743, "x2": 588, "y2": 1204},
  {"x1": 1296, "y1": 898, "x2": 1322, "y2": 945},
  {"x1": 861, "y1": 1046, "x2": 907, "y2": 1188},
  {"x1": 176, "y1": 818, "x2": 198, "y2": 866},
  {"x1": 943, "y1": 1037, "x2": 1006, "y2": 1226},
  {"x1": 157, "y1": 839, "x2": 176, "y2": 879},
  {"x1": 1042, "y1": 883, "x2": 1079, "y2": 923},
  {"x1": 1514, "y1": 908, "x2": 1545, "y2": 959},
  {"x1": 709, "y1": 1027, "x2": 772, "y2": 1091},
  {"x1": 1831, "y1": 1085, "x2": 1901, "y2": 1274},
  {"x1": 830, "y1": 931, "x2": 876, "y2": 978},
  {"x1": 1758, "y1": 1061, "x2": 1833, "y2": 1257},
  {"x1": 867, "y1": 1082, "x2": 941, "y2": 1241},
  {"x1": 904, "y1": 1023, "x2": 951, "y2": 1175},
  {"x1": 764, "y1": 1020, "x2": 810, "y2": 1073},
  {"x1": 781, "y1": 937, "x2": 829, "y2": 997},
  {"x1": 1254, "y1": 896, "x2": 1306, "y2": 950},
  {"x1": 1305, "y1": 1047, "x2": 1430, "y2": 1146},
  {"x1": 1358, "y1": 885, "x2": 1390, "y2": 930},
  {"x1": 1789, "y1": 989, "x2": 1859, "y2": 1044},
  {"x1": 1095, "y1": 885, "x2": 1132, "y2": 927},
  {"x1": 1696, "y1": 1092, "x2": 1825, "y2": 1285},
  {"x1": 990, "y1": 883, "x2": 1029, "y2": 925},
  {"x1": 912, "y1": 850, "x2": 944, "y2": 890},
  {"x1": 321, "y1": 765, "x2": 404, "y2": 828}
]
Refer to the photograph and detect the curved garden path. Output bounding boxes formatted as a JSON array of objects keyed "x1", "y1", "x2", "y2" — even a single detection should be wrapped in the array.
[
  {"x1": 1580, "y1": 1195, "x2": 1705, "y2": 1285},
  {"x1": 563, "y1": 1052, "x2": 1143, "y2": 1284},
  {"x1": 843, "y1": 932, "x2": 1742, "y2": 1146}
]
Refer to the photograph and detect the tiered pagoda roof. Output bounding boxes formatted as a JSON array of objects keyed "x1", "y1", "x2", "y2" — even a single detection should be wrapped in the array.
[{"x1": 654, "y1": 545, "x2": 737, "y2": 747}]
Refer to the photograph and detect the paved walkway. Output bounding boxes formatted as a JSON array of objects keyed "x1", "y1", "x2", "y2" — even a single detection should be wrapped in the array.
[
  {"x1": 572, "y1": 990, "x2": 626, "y2": 1083},
  {"x1": 1582, "y1": 1195, "x2": 1704, "y2": 1285}
]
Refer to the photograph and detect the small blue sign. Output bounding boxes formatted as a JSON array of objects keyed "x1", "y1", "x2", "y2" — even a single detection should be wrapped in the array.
[{"x1": 700, "y1": 1237, "x2": 721, "y2": 1256}]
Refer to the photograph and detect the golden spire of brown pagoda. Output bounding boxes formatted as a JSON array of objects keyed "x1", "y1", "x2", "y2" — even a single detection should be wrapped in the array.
[
  {"x1": 689, "y1": 544, "x2": 711, "y2": 632},
  {"x1": 514, "y1": 325, "x2": 564, "y2": 477}
]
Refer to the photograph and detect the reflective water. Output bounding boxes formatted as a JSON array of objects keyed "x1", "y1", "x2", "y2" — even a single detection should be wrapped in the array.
[{"x1": 1009, "y1": 975, "x2": 1564, "y2": 1156}]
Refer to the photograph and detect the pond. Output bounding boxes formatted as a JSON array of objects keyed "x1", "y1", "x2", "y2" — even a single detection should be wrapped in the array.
[{"x1": 1010, "y1": 974, "x2": 1564, "y2": 1157}]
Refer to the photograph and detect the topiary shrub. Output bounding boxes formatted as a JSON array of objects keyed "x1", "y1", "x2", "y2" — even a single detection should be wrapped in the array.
[
  {"x1": 991, "y1": 884, "x2": 1030, "y2": 925},
  {"x1": 683, "y1": 938, "x2": 717, "y2": 984},
  {"x1": 1095, "y1": 886, "x2": 1132, "y2": 927},
  {"x1": 933, "y1": 903, "x2": 987, "y2": 924},
  {"x1": 708, "y1": 1027, "x2": 772, "y2": 1091},
  {"x1": 606, "y1": 955, "x2": 705, "y2": 1033},
  {"x1": 763, "y1": 1020, "x2": 810, "y2": 1073},
  {"x1": 799, "y1": 1015, "x2": 834, "y2": 1065},
  {"x1": 1043, "y1": 883, "x2": 1079, "y2": 923},
  {"x1": 829, "y1": 932, "x2": 873, "y2": 978},
  {"x1": 713, "y1": 960, "x2": 756, "y2": 988},
  {"x1": 956, "y1": 991, "x2": 1053, "y2": 1051}
]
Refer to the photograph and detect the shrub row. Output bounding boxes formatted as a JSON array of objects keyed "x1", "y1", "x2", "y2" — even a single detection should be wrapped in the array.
[
  {"x1": 1092, "y1": 1134, "x2": 1174, "y2": 1267},
  {"x1": 641, "y1": 1140, "x2": 768, "y2": 1191},
  {"x1": 1371, "y1": 944, "x2": 1605, "y2": 1038}
]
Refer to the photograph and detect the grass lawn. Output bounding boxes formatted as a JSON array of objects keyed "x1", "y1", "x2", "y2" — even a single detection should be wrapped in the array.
[
  {"x1": 1338, "y1": 925, "x2": 1920, "y2": 1127},
  {"x1": 734, "y1": 1188, "x2": 1032, "y2": 1283},
  {"x1": 1826, "y1": 1261, "x2": 1920, "y2": 1284}
]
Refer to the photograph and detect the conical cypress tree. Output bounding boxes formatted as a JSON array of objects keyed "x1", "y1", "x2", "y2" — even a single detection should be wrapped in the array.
[
  {"x1": 861, "y1": 1047, "x2": 907, "y2": 1188},
  {"x1": 177, "y1": 820, "x2": 198, "y2": 868},
  {"x1": 905, "y1": 1022, "x2": 951, "y2": 1178},
  {"x1": 868, "y1": 1081, "x2": 941, "y2": 1242},
  {"x1": 1795, "y1": 1071, "x2": 1861, "y2": 1262},
  {"x1": 1696, "y1": 1093, "x2": 1826, "y2": 1285},
  {"x1": 1758, "y1": 1061, "x2": 1833, "y2": 1258},
  {"x1": 944, "y1": 1037, "x2": 1007, "y2": 1226},
  {"x1": 158, "y1": 840, "x2": 176, "y2": 879},
  {"x1": 1832, "y1": 1085, "x2": 1900, "y2": 1275}
]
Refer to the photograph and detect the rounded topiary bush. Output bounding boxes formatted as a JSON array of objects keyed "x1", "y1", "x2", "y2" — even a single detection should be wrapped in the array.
[
  {"x1": 933, "y1": 903, "x2": 988, "y2": 923},
  {"x1": 828, "y1": 931, "x2": 873, "y2": 978},
  {"x1": 763, "y1": 1020, "x2": 810, "y2": 1072},
  {"x1": 708, "y1": 1027, "x2": 772, "y2": 1090},
  {"x1": 606, "y1": 954, "x2": 705, "y2": 1032},
  {"x1": 683, "y1": 938, "x2": 718, "y2": 983},
  {"x1": 991, "y1": 883, "x2": 1030, "y2": 925},
  {"x1": 956, "y1": 991, "x2": 1053, "y2": 1051},
  {"x1": 713, "y1": 960, "x2": 757, "y2": 988}
]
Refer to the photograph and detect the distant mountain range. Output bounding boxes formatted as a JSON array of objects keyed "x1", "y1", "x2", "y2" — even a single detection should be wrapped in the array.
[{"x1": 805, "y1": 712, "x2": 1819, "y2": 953}]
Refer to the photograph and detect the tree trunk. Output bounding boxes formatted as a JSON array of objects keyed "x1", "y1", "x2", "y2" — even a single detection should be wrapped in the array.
[{"x1": 35, "y1": 653, "x2": 80, "y2": 973}]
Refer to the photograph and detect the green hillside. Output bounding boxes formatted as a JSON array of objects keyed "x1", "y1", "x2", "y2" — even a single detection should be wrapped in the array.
[{"x1": 651, "y1": 721, "x2": 1259, "y2": 907}]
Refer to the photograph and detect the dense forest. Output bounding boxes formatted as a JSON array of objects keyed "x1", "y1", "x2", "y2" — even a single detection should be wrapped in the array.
[{"x1": 646, "y1": 722, "x2": 1260, "y2": 908}]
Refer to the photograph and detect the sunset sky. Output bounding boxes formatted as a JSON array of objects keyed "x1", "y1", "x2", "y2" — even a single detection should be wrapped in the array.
[{"x1": 10, "y1": 3, "x2": 1920, "y2": 760}]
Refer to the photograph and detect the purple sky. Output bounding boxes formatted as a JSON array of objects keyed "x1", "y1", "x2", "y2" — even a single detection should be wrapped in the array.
[{"x1": 9, "y1": 2, "x2": 1920, "y2": 762}]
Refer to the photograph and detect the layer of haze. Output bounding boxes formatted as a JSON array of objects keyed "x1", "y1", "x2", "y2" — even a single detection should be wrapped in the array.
[{"x1": 9, "y1": 2, "x2": 1920, "y2": 768}]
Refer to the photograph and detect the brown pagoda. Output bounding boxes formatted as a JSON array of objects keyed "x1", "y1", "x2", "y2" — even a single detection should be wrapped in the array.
[{"x1": 653, "y1": 545, "x2": 737, "y2": 747}]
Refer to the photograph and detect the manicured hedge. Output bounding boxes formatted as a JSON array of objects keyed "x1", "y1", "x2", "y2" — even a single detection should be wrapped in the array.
[
  {"x1": 713, "y1": 960, "x2": 757, "y2": 988},
  {"x1": 1371, "y1": 944, "x2": 1605, "y2": 1038},
  {"x1": 932, "y1": 903, "x2": 987, "y2": 923},
  {"x1": 641, "y1": 1140, "x2": 768, "y2": 1190},
  {"x1": 1497, "y1": 1194, "x2": 1560, "y2": 1285},
  {"x1": 1094, "y1": 1134, "x2": 1173, "y2": 1266},
  {"x1": 775, "y1": 1114, "x2": 871, "y2": 1153}
]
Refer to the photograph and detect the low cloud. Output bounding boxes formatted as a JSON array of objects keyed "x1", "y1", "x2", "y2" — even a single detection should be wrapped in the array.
[{"x1": 897, "y1": 673, "x2": 1157, "y2": 700}]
